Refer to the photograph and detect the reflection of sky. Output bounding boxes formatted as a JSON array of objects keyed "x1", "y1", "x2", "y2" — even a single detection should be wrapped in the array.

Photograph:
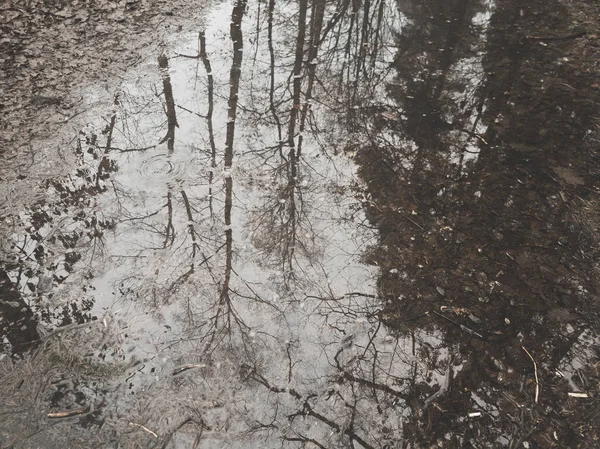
[
  {"x1": 89, "y1": 0, "x2": 381, "y2": 355},
  {"x1": 65, "y1": 0, "x2": 400, "y2": 439},
  {"x1": 4, "y1": 2, "x2": 478, "y2": 442},
  {"x1": 80, "y1": 1, "x2": 428, "y2": 444}
]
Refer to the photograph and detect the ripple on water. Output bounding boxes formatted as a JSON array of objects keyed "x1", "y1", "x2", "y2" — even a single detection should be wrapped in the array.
[
  {"x1": 137, "y1": 154, "x2": 188, "y2": 183},
  {"x1": 120, "y1": 149, "x2": 209, "y2": 191}
]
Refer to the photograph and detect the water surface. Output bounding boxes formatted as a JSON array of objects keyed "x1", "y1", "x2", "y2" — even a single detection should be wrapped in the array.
[{"x1": 2, "y1": 0, "x2": 599, "y2": 447}]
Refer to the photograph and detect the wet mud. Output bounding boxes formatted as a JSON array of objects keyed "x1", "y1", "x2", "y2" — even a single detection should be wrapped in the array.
[
  {"x1": 1, "y1": 0, "x2": 600, "y2": 448},
  {"x1": 358, "y1": 0, "x2": 600, "y2": 446}
]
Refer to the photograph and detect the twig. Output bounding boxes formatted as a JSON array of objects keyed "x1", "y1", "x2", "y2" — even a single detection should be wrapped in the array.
[
  {"x1": 432, "y1": 310, "x2": 484, "y2": 339},
  {"x1": 39, "y1": 321, "x2": 95, "y2": 342},
  {"x1": 568, "y1": 392, "x2": 589, "y2": 398},
  {"x1": 526, "y1": 31, "x2": 586, "y2": 41},
  {"x1": 522, "y1": 346, "x2": 539, "y2": 403},
  {"x1": 112, "y1": 145, "x2": 156, "y2": 153},
  {"x1": 176, "y1": 104, "x2": 206, "y2": 118},
  {"x1": 171, "y1": 363, "x2": 206, "y2": 376},
  {"x1": 460, "y1": 128, "x2": 489, "y2": 145},
  {"x1": 160, "y1": 417, "x2": 205, "y2": 449},
  {"x1": 128, "y1": 422, "x2": 159, "y2": 438},
  {"x1": 61, "y1": 108, "x2": 88, "y2": 123},
  {"x1": 398, "y1": 211, "x2": 424, "y2": 230},
  {"x1": 47, "y1": 406, "x2": 89, "y2": 418},
  {"x1": 174, "y1": 52, "x2": 201, "y2": 59}
]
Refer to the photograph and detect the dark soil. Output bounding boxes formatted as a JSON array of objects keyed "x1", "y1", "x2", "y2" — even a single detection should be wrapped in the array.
[
  {"x1": 356, "y1": 0, "x2": 600, "y2": 447},
  {"x1": 0, "y1": 0, "x2": 201, "y2": 152}
]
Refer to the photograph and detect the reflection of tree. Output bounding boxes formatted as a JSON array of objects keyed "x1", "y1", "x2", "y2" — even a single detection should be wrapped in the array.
[
  {"x1": 155, "y1": 4, "x2": 431, "y2": 444},
  {"x1": 0, "y1": 266, "x2": 39, "y2": 354},
  {"x1": 311, "y1": 0, "x2": 397, "y2": 132},
  {"x1": 114, "y1": 54, "x2": 217, "y2": 291},
  {"x1": 218, "y1": 0, "x2": 246, "y2": 324},
  {"x1": 132, "y1": 0, "x2": 262, "y2": 364},
  {"x1": 350, "y1": 0, "x2": 600, "y2": 446},
  {"x1": 2, "y1": 112, "x2": 121, "y2": 355},
  {"x1": 245, "y1": 0, "x2": 331, "y2": 288},
  {"x1": 85, "y1": 3, "x2": 257, "y2": 342},
  {"x1": 199, "y1": 31, "x2": 218, "y2": 217},
  {"x1": 237, "y1": 299, "x2": 453, "y2": 449},
  {"x1": 296, "y1": 0, "x2": 325, "y2": 157},
  {"x1": 158, "y1": 54, "x2": 179, "y2": 153},
  {"x1": 267, "y1": 0, "x2": 284, "y2": 154},
  {"x1": 287, "y1": 0, "x2": 308, "y2": 150}
]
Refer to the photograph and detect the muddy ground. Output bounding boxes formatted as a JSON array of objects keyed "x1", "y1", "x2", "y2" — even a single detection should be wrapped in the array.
[
  {"x1": 1, "y1": 0, "x2": 600, "y2": 448},
  {"x1": 358, "y1": 0, "x2": 600, "y2": 446},
  {"x1": 0, "y1": 0, "x2": 206, "y2": 222}
]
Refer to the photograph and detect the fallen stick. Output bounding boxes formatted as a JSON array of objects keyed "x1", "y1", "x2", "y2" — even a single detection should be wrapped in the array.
[
  {"x1": 128, "y1": 422, "x2": 159, "y2": 438},
  {"x1": 398, "y1": 211, "x2": 424, "y2": 230},
  {"x1": 568, "y1": 392, "x2": 589, "y2": 398},
  {"x1": 40, "y1": 321, "x2": 95, "y2": 341},
  {"x1": 114, "y1": 145, "x2": 156, "y2": 153},
  {"x1": 526, "y1": 31, "x2": 587, "y2": 41},
  {"x1": 47, "y1": 406, "x2": 89, "y2": 418},
  {"x1": 522, "y1": 346, "x2": 539, "y2": 403},
  {"x1": 174, "y1": 52, "x2": 201, "y2": 59},
  {"x1": 171, "y1": 363, "x2": 206, "y2": 376},
  {"x1": 432, "y1": 310, "x2": 484, "y2": 339}
]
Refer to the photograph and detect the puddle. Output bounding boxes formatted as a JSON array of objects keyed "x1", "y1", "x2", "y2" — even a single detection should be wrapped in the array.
[{"x1": 1, "y1": 0, "x2": 600, "y2": 447}]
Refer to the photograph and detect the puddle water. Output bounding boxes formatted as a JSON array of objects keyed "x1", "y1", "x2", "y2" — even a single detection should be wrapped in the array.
[{"x1": 2, "y1": 0, "x2": 600, "y2": 447}]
